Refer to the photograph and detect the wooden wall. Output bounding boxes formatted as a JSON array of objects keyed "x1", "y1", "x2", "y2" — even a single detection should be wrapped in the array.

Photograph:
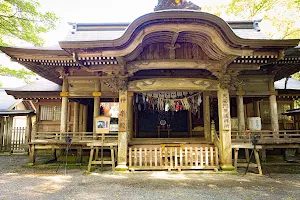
[{"x1": 33, "y1": 99, "x2": 75, "y2": 132}]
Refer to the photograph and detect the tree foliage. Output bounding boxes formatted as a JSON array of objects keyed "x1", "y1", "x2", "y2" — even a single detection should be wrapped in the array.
[
  {"x1": 0, "y1": 64, "x2": 35, "y2": 82},
  {"x1": 0, "y1": 0, "x2": 59, "y2": 87},
  {"x1": 203, "y1": 0, "x2": 300, "y2": 40},
  {"x1": 226, "y1": 0, "x2": 276, "y2": 19},
  {"x1": 0, "y1": 0, "x2": 59, "y2": 46}
]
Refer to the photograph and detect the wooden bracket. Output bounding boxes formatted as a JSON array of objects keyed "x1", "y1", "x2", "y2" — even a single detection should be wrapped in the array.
[
  {"x1": 92, "y1": 92, "x2": 102, "y2": 97},
  {"x1": 60, "y1": 92, "x2": 68, "y2": 97}
]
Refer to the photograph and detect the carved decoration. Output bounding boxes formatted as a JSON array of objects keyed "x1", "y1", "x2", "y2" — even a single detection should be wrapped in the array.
[
  {"x1": 164, "y1": 43, "x2": 181, "y2": 59},
  {"x1": 128, "y1": 78, "x2": 219, "y2": 92},
  {"x1": 102, "y1": 77, "x2": 128, "y2": 92}
]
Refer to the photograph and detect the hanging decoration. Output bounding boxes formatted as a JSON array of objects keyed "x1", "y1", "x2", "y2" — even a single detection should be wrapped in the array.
[{"x1": 133, "y1": 91, "x2": 202, "y2": 113}]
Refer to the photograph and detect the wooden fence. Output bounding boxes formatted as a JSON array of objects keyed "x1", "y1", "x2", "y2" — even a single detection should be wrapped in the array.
[
  {"x1": 128, "y1": 145, "x2": 219, "y2": 171},
  {"x1": 1, "y1": 127, "x2": 27, "y2": 152}
]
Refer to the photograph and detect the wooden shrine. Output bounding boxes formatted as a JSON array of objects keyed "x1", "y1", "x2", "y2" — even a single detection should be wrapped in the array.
[{"x1": 1, "y1": 0, "x2": 300, "y2": 172}]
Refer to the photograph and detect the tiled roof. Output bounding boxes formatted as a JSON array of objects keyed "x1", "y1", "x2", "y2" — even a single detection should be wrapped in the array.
[
  {"x1": 232, "y1": 29, "x2": 269, "y2": 39},
  {"x1": 63, "y1": 17, "x2": 270, "y2": 42},
  {"x1": 9, "y1": 78, "x2": 61, "y2": 92},
  {"x1": 64, "y1": 30, "x2": 126, "y2": 42}
]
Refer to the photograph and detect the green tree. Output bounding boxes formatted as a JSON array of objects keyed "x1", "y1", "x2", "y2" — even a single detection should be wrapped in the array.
[
  {"x1": 203, "y1": 0, "x2": 300, "y2": 39},
  {"x1": 0, "y1": 0, "x2": 59, "y2": 86}
]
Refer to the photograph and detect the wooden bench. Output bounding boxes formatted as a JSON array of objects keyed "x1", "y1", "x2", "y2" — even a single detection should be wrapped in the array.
[{"x1": 232, "y1": 143, "x2": 262, "y2": 175}]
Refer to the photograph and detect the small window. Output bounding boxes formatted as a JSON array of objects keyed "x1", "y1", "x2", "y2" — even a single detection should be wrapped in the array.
[{"x1": 40, "y1": 106, "x2": 61, "y2": 121}]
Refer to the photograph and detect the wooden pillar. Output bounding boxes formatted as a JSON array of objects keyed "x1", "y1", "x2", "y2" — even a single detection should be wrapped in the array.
[
  {"x1": 93, "y1": 80, "x2": 101, "y2": 132},
  {"x1": 269, "y1": 79, "x2": 279, "y2": 134},
  {"x1": 73, "y1": 102, "x2": 79, "y2": 132},
  {"x1": 60, "y1": 77, "x2": 69, "y2": 133},
  {"x1": 83, "y1": 105, "x2": 88, "y2": 132},
  {"x1": 218, "y1": 85, "x2": 234, "y2": 171},
  {"x1": 127, "y1": 92, "x2": 134, "y2": 141},
  {"x1": 7, "y1": 116, "x2": 13, "y2": 152},
  {"x1": 203, "y1": 91, "x2": 211, "y2": 140},
  {"x1": 0, "y1": 117, "x2": 4, "y2": 151},
  {"x1": 25, "y1": 114, "x2": 32, "y2": 151},
  {"x1": 116, "y1": 90, "x2": 129, "y2": 171},
  {"x1": 236, "y1": 91, "x2": 245, "y2": 132},
  {"x1": 79, "y1": 104, "x2": 84, "y2": 132},
  {"x1": 269, "y1": 93, "x2": 279, "y2": 132},
  {"x1": 253, "y1": 101, "x2": 260, "y2": 117}
]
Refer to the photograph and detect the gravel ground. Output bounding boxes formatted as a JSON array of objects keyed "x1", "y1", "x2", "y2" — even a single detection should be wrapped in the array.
[{"x1": 0, "y1": 156, "x2": 299, "y2": 200}]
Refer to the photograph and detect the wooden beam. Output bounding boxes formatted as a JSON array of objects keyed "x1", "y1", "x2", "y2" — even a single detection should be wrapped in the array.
[
  {"x1": 128, "y1": 78, "x2": 219, "y2": 92},
  {"x1": 229, "y1": 64, "x2": 260, "y2": 70},
  {"x1": 127, "y1": 59, "x2": 221, "y2": 74}
]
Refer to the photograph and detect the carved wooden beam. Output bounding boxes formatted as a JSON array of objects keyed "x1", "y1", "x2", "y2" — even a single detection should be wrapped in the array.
[
  {"x1": 171, "y1": 32, "x2": 179, "y2": 45},
  {"x1": 128, "y1": 78, "x2": 219, "y2": 92},
  {"x1": 127, "y1": 59, "x2": 221, "y2": 74}
]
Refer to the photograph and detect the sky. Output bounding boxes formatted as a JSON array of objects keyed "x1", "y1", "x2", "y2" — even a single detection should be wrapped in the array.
[{"x1": 41, "y1": 0, "x2": 230, "y2": 46}]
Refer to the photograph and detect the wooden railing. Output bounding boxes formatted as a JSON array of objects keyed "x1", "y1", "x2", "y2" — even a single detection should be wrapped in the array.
[
  {"x1": 128, "y1": 145, "x2": 219, "y2": 171},
  {"x1": 32, "y1": 132, "x2": 118, "y2": 144},
  {"x1": 231, "y1": 130, "x2": 300, "y2": 144}
]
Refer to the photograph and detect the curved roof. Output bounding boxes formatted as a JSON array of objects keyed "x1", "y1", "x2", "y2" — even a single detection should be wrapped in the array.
[{"x1": 59, "y1": 10, "x2": 298, "y2": 50}]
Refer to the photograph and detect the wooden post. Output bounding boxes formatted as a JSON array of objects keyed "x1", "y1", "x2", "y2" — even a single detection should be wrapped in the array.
[
  {"x1": 83, "y1": 105, "x2": 88, "y2": 132},
  {"x1": 93, "y1": 80, "x2": 101, "y2": 132},
  {"x1": 60, "y1": 77, "x2": 69, "y2": 133},
  {"x1": 236, "y1": 91, "x2": 245, "y2": 133},
  {"x1": 116, "y1": 90, "x2": 129, "y2": 171},
  {"x1": 25, "y1": 114, "x2": 32, "y2": 152},
  {"x1": 269, "y1": 79, "x2": 279, "y2": 135},
  {"x1": 73, "y1": 102, "x2": 79, "y2": 132},
  {"x1": 269, "y1": 94, "x2": 279, "y2": 133},
  {"x1": 203, "y1": 91, "x2": 211, "y2": 140},
  {"x1": 0, "y1": 117, "x2": 4, "y2": 151},
  {"x1": 217, "y1": 85, "x2": 234, "y2": 171},
  {"x1": 79, "y1": 104, "x2": 84, "y2": 132},
  {"x1": 127, "y1": 92, "x2": 134, "y2": 141},
  {"x1": 7, "y1": 116, "x2": 13, "y2": 152}
]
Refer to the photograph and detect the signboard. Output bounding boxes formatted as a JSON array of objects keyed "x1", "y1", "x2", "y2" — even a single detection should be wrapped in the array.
[{"x1": 94, "y1": 116, "x2": 111, "y2": 133}]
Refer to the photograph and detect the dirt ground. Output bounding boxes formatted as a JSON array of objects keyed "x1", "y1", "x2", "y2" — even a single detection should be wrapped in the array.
[{"x1": 0, "y1": 155, "x2": 299, "y2": 200}]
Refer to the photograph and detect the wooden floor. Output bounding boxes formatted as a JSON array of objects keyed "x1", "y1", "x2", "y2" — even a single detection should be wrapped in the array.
[{"x1": 129, "y1": 137, "x2": 211, "y2": 145}]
